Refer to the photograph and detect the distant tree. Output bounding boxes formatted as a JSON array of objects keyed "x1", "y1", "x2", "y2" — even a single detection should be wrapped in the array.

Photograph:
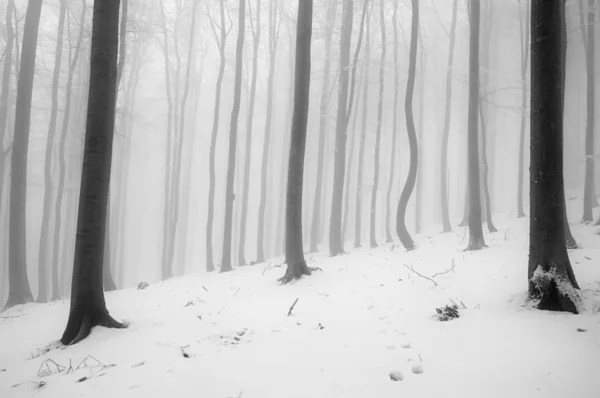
[
  {"x1": 464, "y1": 0, "x2": 486, "y2": 251},
  {"x1": 438, "y1": 0, "x2": 458, "y2": 232},
  {"x1": 4, "y1": 0, "x2": 43, "y2": 309},
  {"x1": 309, "y1": 0, "x2": 337, "y2": 253},
  {"x1": 220, "y1": 0, "x2": 246, "y2": 273},
  {"x1": 256, "y1": 0, "x2": 281, "y2": 262},
  {"x1": 329, "y1": 0, "x2": 353, "y2": 256},
  {"x1": 580, "y1": 0, "x2": 597, "y2": 222},
  {"x1": 528, "y1": 0, "x2": 579, "y2": 314},
  {"x1": 37, "y1": 0, "x2": 67, "y2": 303},
  {"x1": 61, "y1": 0, "x2": 126, "y2": 345},
  {"x1": 369, "y1": 0, "x2": 386, "y2": 248},
  {"x1": 281, "y1": 0, "x2": 313, "y2": 284},
  {"x1": 205, "y1": 0, "x2": 230, "y2": 272},
  {"x1": 517, "y1": 0, "x2": 530, "y2": 219},
  {"x1": 396, "y1": 0, "x2": 419, "y2": 251},
  {"x1": 238, "y1": 0, "x2": 261, "y2": 266}
]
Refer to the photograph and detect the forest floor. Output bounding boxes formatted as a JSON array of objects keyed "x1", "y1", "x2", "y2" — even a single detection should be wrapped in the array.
[{"x1": 1, "y1": 213, "x2": 600, "y2": 397}]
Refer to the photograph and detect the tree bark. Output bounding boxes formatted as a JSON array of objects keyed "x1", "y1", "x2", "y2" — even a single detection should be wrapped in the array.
[
  {"x1": 582, "y1": 0, "x2": 596, "y2": 222},
  {"x1": 369, "y1": 0, "x2": 386, "y2": 248},
  {"x1": 5, "y1": 0, "x2": 43, "y2": 309},
  {"x1": 61, "y1": 0, "x2": 126, "y2": 345},
  {"x1": 281, "y1": 0, "x2": 313, "y2": 284},
  {"x1": 528, "y1": 0, "x2": 579, "y2": 314},
  {"x1": 396, "y1": 0, "x2": 419, "y2": 251},
  {"x1": 517, "y1": 0, "x2": 530, "y2": 219},
  {"x1": 464, "y1": 0, "x2": 486, "y2": 251}
]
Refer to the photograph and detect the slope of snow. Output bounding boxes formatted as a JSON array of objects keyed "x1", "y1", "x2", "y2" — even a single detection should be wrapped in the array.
[{"x1": 1, "y1": 216, "x2": 599, "y2": 398}]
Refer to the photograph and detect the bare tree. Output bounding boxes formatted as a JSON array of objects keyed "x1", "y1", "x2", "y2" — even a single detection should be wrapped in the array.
[
  {"x1": 4, "y1": 0, "x2": 43, "y2": 309},
  {"x1": 281, "y1": 0, "x2": 313, "y2": 284},
  {"x1": 517, "y1": 0, "x2": 530, "y2": 219},
  {"x1": 396, "y1": 0, "x2": 419, "y2": 251},
  {"x1": 61, "y1": 0, "x2": 126, "y2": 345},
  {"x1": 528, "y1": 0, "x2": 579, "y2": 314}
]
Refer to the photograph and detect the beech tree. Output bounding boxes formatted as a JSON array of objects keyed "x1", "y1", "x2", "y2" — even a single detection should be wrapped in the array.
[
  {"x1": 281, "y1": 0, "x2": 313, "y2": 284},
  {"x1": 61, "y1": 0, "x2": 126, "y2": 345},
  {"x1": 517, "y1": 0, "x2": 530, "y2": 219},
  {"x1": 528, "y1": 0, "x2": 580, "y2": 314}
]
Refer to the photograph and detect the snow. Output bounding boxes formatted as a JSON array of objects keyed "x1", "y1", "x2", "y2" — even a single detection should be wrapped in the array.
[{"x1": 1, "y1": 215, "x2": 600, "y2": 398}]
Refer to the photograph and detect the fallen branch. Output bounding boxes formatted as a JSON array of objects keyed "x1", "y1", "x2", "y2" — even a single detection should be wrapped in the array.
[
  {"x1": 404, "y1": 264, "x2": 438, "y2": 287},
  {"x1": 287, "y1": 298, "x2": 299, "y2": 316},
  {"x1": 431, "y1": 259, "x2": 455, "y2": 279},
  {"x1": 0, "y1": 313, "x2": 26, "y2": 319}
]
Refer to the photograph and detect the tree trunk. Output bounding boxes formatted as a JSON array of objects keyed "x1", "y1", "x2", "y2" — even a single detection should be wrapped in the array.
[
  {"x1": 517, "y1": 0, "x2": 530, "y2": 219},
  {"x1": 465, "y1": 0, "x2": 486, "y2": 251},
  {"x1": 528, "y1": 0, "x2": 579, "y2": 314},
  {"x1": 396, "y1": 0, "x2": 419, "y2": 251},
  {"x1": 61, "y1": 0, "x2": 126, "y2": 345},
  {"x1": 238, "y1": 0, "x2": 261, "y2": 265},
  {"x1": 369, "y1": 0, "x2": 386, "y2": 248},
  {"x1": 414, "y1": 35, "x2": 425, "y2": 234},
  {"x1": 4, "y1": 0, "x2": 43, "y2": 309},
  {"x1": 281, "y1": 0, "x2": 313, "y2": 284},
  {"x1": 582, "y1": 0, "x2": 596, "y2": 222},
  {"x1": 309, "y1": 0, "x2": 337, "y2": 253},
  {"x1": 220, "y1": 0, "x2": 246, "y2": 273},
  {"x1": 37, "y1": 0, "x2": 67, "y2": 303},
  {"x1": 256, "y1": 0, "x2": 279, "y2": 263},
  {"x1": 354, "y1": 4, "x2": 372, "y2": 249}
]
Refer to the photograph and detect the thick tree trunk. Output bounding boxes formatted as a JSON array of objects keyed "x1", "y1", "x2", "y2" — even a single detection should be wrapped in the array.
[
  {"x1": 582, "y1": 0, "x2": 596, "y2": 222},
  {"x1": 528, "y1": 0, "x2": 579, "y2": 314},
  {"x1": 517, "y1": 0, "x2": 530, "y2": 219},
  {"x1": 37, "y1": 0, "x2": 66, "y2": 303},
  {"x1": 5, "y1": 0, "x2": 43, "y2": 309},
  {"x1": 369, "y1": 0, "x2": 386, "y2": 248},
  {"x1": 465, "y1": 0, "x2": 486, "y2": 251},
  {"x1": 281, "y1": 0, "x2": 313, "y2": 284},
  {"x1": 309, "y1": 0, "x2": 337, "y2": 253},
  {"x1": 205, "y1": 0, "x2": 228, "y2": 272},
  {"x1": 438, "y1": 0, "x2": 458, "y2": 232},
  {"x1": 238, "y1": 0, "x2": 261, "y2": 265},
  {"x1": 220, "y1": 0, "x2": 246, "y2": 273},
  {"x1": 256, "y1": 0, "x2": 279, "y2": 263},
  {"x1": 329, "y1": 0, "x2": 353, "y2": 256},
  {"x1": 61, "y1": 0, "x2": 125, "y2": 345},
  {"x1": 396, "y1": 0, "x2": 419, "y2": 251}
]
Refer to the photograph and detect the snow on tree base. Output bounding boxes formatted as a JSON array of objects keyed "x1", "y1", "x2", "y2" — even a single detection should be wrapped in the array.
[{"x1": 530, "y1": 265, "x2": 580, "y2": 314}]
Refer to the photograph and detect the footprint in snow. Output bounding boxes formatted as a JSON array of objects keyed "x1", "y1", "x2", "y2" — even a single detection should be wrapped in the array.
[{"x1": 411, "y1": 362, "x2": 424, "y2": 374}]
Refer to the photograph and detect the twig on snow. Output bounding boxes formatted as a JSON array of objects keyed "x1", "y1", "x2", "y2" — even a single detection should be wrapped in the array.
[
  {"x1": 431, "y1": 259, "x2": 456, "y2": 278},
  {"x1": 287, "y1": 298, "x2": 299, "y2": 316},
  {"x1": 0, "y1": 313, "x2": 26, "y2": 319},
  {"x1": 404, "y1": 264, "x2": 438, "y2": 286}
]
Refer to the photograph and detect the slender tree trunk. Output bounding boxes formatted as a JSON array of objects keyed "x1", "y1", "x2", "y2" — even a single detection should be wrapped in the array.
[
  {"x1": 354, "y1": 5, "x2": 372, "y2": 248},
  {"x1": 414, "y1": 36, "x2": 425, "y2": 234},
  {"x1": 61, "y1": 0, "x2": 126, "y2": 346},
  {"x1": 4, "y1": 0, "x2": 43, "y2": 309},
  {"x1": 329, "y1": 0, "x2": 353, "y2": 256},
  {"x1": 517, "y1": 0, "x2": 530, "y2": 219},
  {"x1": 281, "y1": 0, "x2": 313, "y2": 284},
  {"x1": 528, "y1": 0, "x2": 579, "y2": 314},
  {"x1": 464, "y1": 0, "x2": 486, "y2": 251},
  {"x1": 37, "y1": 0, "x2": 67, "y2": 303},
  {"x1": 238, "y1": 0, "x2": 261, "y2": 265},
  {"x1": 309, "y1": 0, "x2": 337, "y2": 253},
  {"x1": 220, "y1": 0, "x2": 246, "y2": 273},
  {"x1": 396, "y1": 0, "x2": 419, "y2": 251},
  {"x1": 257, "y1": 0, "x2": 280, "y2": 263},
  {"x1": 369, "y1": 0, "x2": 386, "y2": 248},
  {"x1": 582, "y1": 0, "x2": 596, "y2": 222}
]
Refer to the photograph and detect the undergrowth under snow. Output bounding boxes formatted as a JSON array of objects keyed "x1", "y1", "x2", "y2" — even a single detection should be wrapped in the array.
[{"x1": 1, "y1": 215, "x2": 599, "y2": 398}]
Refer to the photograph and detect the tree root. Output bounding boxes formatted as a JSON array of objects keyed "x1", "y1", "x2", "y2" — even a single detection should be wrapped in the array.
[{"x1": 279, "y1": 260, "x2": 312, "y2": 285}]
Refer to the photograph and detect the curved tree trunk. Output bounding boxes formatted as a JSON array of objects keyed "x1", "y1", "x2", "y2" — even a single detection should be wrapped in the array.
[
  {"x1": 238, "y1": 0, "x2": 261, "y2": 265},
  {"x1": 206, "y1": 0, "x2": 228, "y2": 272},
  {"x1": 220, "y1": 0, "x2": 246, "y2": 273},
  {"x1": 528, "y1": 0, "x2": 579, "y2": 314},
  {"x1": 369, "y1": 0, "x2": 386, "y2": 248},
  {"x1": 329, "y1": 0, "x2": 353, "y2": 256},
  {"x1": 281, "y1": 0, "x2": 313, "y2": 284},
  {"x1": 396, "y1": 0, "x2": 419, "y2": 251},
  {"x1": 61, "y1": 0, "x2": 126, "y2": 346},
  {"x1": 465, "y1": 0, "x2": 486, "y2": 251},
  {"x1": 5, "y1": 0, "x2": 43, "y2": 309}
]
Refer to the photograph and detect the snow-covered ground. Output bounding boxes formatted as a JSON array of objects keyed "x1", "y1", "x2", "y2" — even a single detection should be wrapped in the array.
[{"x1": 1, "y1": 215, "x2": 599, "y2": 398}]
